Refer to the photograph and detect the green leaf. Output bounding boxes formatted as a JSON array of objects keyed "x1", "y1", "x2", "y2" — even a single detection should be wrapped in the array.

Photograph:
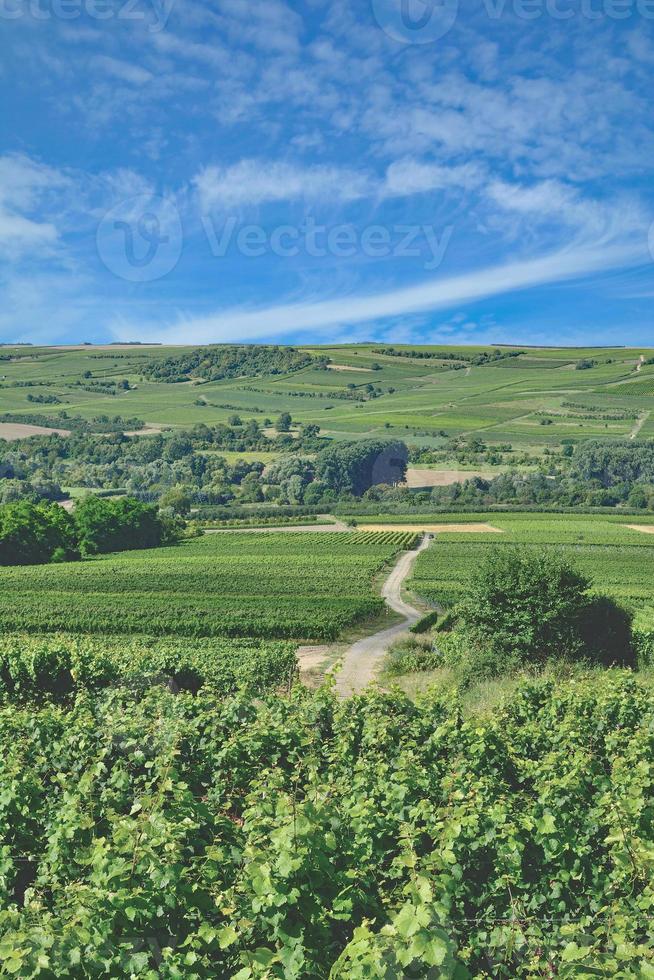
[
  {"x1": 218, "y1": 925, "x2": 239, "y2": 950},
  {"x1": 394, "y1": 904, "x2": 420, "y2": 939},
  {"x1": 536, "y1": 812, "x2": 556, "y2": 835}
]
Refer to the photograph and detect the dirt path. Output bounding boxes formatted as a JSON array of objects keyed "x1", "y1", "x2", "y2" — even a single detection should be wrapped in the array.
[
  {"x1": 630, "y1": 410, "x2": 650, "y2": 440},
  {"x1": 335, "y1": 535, "x2": 431, "y2": 697},
  {"x1": 205, "y1": 516, "x2": 350, "y2": 534}
]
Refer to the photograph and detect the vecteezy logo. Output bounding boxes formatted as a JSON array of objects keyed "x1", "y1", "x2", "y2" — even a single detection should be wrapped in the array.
[
  {"x1": 96, "y1": 193, "x2": 182, "y2": 282},
  {"x1": 371, "y1": 0, "x2": 459, "y2": 43}
]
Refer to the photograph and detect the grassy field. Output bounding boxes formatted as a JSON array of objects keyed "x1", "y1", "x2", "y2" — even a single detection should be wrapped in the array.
[
  {"x1": 0, "y1": 530, "x2": 417, "y2": 641},
  {"x1": 1, "y1": 343, "x2": 652, "y2": 453},
  {"x1": 408, "y1": 513, "x2": 654, "y2": 628}
]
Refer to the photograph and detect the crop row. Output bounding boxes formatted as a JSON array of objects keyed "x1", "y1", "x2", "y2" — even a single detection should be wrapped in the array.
[
  {"x1": 0, "y1": 632, "x2": 298, "y2": 701},
  {"x1": 0, "y1": 594, "x2": 383, "y2": 640},
  {"x1": 0, "y1": 531, "x2": 409, "y2": 640},
  {"x1": 345, "y1": 530, "x2": 419, "y2": 547},
  {"x1": 410, "y1": 515, "x2": 654, "y2": 625}
]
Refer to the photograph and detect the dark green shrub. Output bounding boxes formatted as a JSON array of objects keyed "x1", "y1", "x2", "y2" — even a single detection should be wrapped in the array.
[
  {"x1": 410, "y1": 609, "x2": 439, "y2": 633},
  {"x1": 457, "y1": 547, "x2": 635, "y2": 677}
]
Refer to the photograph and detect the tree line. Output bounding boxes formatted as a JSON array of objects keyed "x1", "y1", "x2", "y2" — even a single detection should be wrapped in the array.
[
  {"x1": 0, "y1": 422, "x2": 408, "y2": 511},
  {"x1": 0, "y1": 497, "x2": 180, "y2": 565}
]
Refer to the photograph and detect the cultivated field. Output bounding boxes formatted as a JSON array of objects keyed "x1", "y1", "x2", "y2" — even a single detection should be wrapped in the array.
[
  {"x1": 408, "y1": 513, "x2": 654, "y2": 627},
  {"x1": 0, "y1": 530, "x2": 417, "y2": 641},
  {"x1": 1, "y1": 343, "x2": 653, "y2": 455}
]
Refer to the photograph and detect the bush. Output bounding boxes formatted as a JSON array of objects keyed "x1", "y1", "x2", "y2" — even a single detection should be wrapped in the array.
[
  {"x1": 633, "y1": 627, "x2": 654, "y2": 668},
  {"x1": 384, "y1": 635, "x2": 442, "y2": 676},
  {"x1": 456, "y1": 547, "x2": 635, "y2": 677},
  {"x1": 410, "y1": 609, "x2": 439, "y2": 633},
  {"x1": 0, "y1": 501, "x2": 78, "y2": 565},
  {"x1": 577, "y1": 595, "x2": 635, "y2": 668}
]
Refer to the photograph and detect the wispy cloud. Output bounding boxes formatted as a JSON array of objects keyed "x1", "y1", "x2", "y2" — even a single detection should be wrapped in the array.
[
  {"x1": 113, "y1": 241, "x2": 646, "y2": 344},
  {"x1": 92, "y1": 56, "x2": 154, "y2": 86},
  {"x1": 193, "y1": 156, "x2": 487, "y2": 211},
  {"x1": 486, "y1": 179, "x2": 648, "y2": 244},
  {"x1": 3, "y1": 2, "x2": 653, "y2": 344},
  {"x1": 194, "y1": 160, "x2": 374, "y2": 209},
  {"x1": 383, "y1": 159, "x2": 485, "y2": 197},
  {"x1": 0, "y1": 155, "x2": 69, "y2": 256}
]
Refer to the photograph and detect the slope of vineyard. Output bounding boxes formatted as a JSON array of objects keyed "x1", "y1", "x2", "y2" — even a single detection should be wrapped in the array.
[
  {"x1": 0, "y1": 532, "x2": 417, "y2": 640},
  {"x1": 0, "y1": 343, "x2": 651, "y2": 448}
]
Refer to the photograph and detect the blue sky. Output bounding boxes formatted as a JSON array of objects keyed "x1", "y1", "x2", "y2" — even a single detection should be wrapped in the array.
[{"x1": 2, "y1": 0, "x2": 654, "y2": 346}]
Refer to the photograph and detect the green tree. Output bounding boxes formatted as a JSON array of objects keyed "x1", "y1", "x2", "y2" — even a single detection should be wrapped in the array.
[
  {"x1": 159, "y1": 485, "x2": 193, "y2": 516},
  {"x1": 315, "y1": 439, "x2": 408, "y2": 496},
  {"x1": 0, "y1": 501, "x2": 77, "y2": 565},
  {"x1": 457, "y1": 547, "x2": 634, "y2": 674},
  {"x1": 75, "y1": 496, "x2": 171, "y2": 555},
  {"x1": 238, "y1": 472, "x2": 264, "y2": 503},
  {"x1": 276, "y1": 412, "x2": 292, "y2": 432},
  {"x1": 628, "y1": 485, "x2": 649, "y2": 509}
]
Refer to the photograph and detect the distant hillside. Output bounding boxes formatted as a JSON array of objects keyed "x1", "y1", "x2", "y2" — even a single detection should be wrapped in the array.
[{"x1": 141, "y1": 345, "x2": 326, "y2": 383}]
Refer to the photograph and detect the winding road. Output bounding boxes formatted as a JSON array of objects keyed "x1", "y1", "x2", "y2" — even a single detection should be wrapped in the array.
[{"x1": 335, "y1": 534, "x2": 432, "y2": 696}]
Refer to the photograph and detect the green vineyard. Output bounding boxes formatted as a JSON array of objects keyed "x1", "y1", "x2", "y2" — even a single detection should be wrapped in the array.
[
  {"x1": 409, "y1": 514, "x2": 654, "y2": 628},
  {"x1": 0, "y1": 672, "x2": 652, "y2": 976},
  {"x1": 0, "y1": 532, "x2": 417, "y2": 641}
]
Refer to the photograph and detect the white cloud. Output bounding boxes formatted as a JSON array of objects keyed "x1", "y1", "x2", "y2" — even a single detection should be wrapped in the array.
[
  {"x1": 193, "y1": 156, "x2": 490, "y2": 211},
  {"x1": 0, "y1": 155, "x2": 68, "y2": 256},
  {"x1": 384, "y1": 159, "x2": 485, "y2": 197},
  {"x1": 486, "y1": 179, "x2": 647, "y2": 244},
  {"x1": 112, "y1": 240, "x2": 645, "y2": 344},
  {"x1": 194, "y1": 160, "x2": 374, "y2": 210},
  {"x1": 0, "y1": 213, "x2": 58, "y2": 253},
  {"x1": 0, "y1": 154, "x2": 68, "y2": 210},
  {"x1": 214, "y1": 0, "x2": 302, "y2": 53},
  {"x1": 92, "y1": 56, "x2": 154, "y2": 86}
]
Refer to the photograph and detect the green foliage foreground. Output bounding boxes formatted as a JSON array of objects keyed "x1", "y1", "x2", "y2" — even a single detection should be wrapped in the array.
[{"x1": 0, "y1": 661, "x2": 653, "y2": 977}]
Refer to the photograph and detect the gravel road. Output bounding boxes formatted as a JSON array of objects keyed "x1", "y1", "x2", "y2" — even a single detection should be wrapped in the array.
[{"x1": 335, "y1": 534, "x2": 431, "y2": 696}]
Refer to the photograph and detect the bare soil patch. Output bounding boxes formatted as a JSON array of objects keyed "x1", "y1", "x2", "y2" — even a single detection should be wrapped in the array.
[
  {"x1": 296, "y1": 645, "x2": 335, "y2": 688},
  {"x1": 357, "y1": 523, "x2": 503, "y2": 533},
  {"x1": 0, "y1": 422, "x2": 71, "y2": 440},
  {"x1": 296, "y1": 645, "x2": 331, "y2": 671},
  {"x1": 123, "y1": 424, "x2": 166, "y2": 437},
  {"x1": 405, "y1": 467, "x2": 494, "y2": 488},
  {"x1": 327, "y1": 363, "x2": 373, "y2": 372},
  {"x1": 626, "y1": 524, "x2": 654, "y2": 534}
]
